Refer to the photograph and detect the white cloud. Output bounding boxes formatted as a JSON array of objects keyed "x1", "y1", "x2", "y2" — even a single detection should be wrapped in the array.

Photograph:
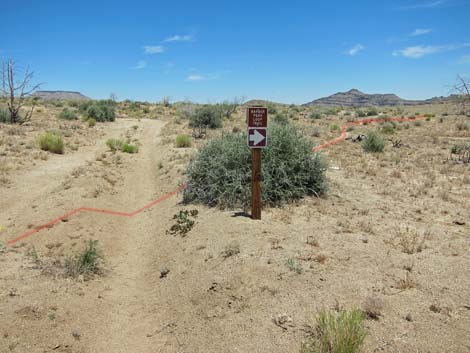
[
  {"x1": 143, "y1": 45, "x2": 165, "y2": 54},
  {"x1": 401, "y1": 0, "x2": 449, "y2": 10},
  {"x1": 133, "y1": 60, "x2": 147, "y2": 69},
  {"x1": 163, "y1": 35, "x2": 193, "y2": 43},
  {"x1": 410, "y1": 28, "x2": 432, "y2": 36},
  {"x1": 348, "y1": 44, "x2": 365, "y2": 56},
  {"x1": 187, "y1": 75, "x2": 206, "y2": 81},
  {"x1": 393, "y1": 43, "x2": 470, "y2": 58},
  {"x1": 458, "y1": 54, "x2": 470, "y2": 64}
]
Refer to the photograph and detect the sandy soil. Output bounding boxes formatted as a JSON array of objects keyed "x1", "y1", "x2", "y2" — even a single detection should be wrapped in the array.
[{"x1": 1, "y1": 104, "x2": 469, "y2": 353}]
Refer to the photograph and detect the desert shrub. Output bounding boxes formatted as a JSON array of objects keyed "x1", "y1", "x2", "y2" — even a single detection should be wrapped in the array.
[
  {"x1": 0, "y1": 107, "x2": 10, "y2": 123},
  {"x1": 451, "y1": 142, "x2": 470, "y2": 163},
  {"x1": 82, "y1": 100, "x2": 116, "y2": 122},
  {"x1": 87, "y1": 118, "x2": 96, "y2": 127},
  {"x1": 330, "y1": 124, "x2": 341, "y2": 132},
  {"x1": 176, "y1": 134, "x2": 192, "y2": 148},
  {"x1": 356, "y1": 110, "x2": 366, "y2": 118},
  {"x1": 309, "y1": 112, "x2": 322, "y2": 120},
  {"x1": 456, "y1": 121, "x2": 469, "y2": 131},
  {"x1": 142, "y1": 106, "x2": 150, "y2": 114},
  {"x1": 183, "y1": 123, "x2": 328, "y2": 209},
  {"x1": 64, "y1": 240, "x2": 102, "y2": 278},
  {"x1": 414, "y1": 120, "x2": 422, "y2": 127},
  {"x1": 367, "y1": 109, "x2": 378, "y2": 116},
  {"x1": 167, "y1": 210, "x2": 198, "y2": 236},
  {"x1": 58, "y1": 108, "x2": 77, "y2": 120},
  {"x1": 300, "y1": 308, "x2": 366, "y2": 353},
  {"x1": 106, "y1": 138, "x2": 124, "y2": 151},
  {"x1": 121, "y1": 143, "x2": 139, "y2": 153},
  {"x1": 267, "y1": 104, "x2": 277, "y2": 114},
  {"x1": 38, "y1": 132, "x2": 64, "y2": 154},
  {"x1": 189, "y1": 105, "x2": 222, "y2": 129},
  {"x1": 362, "y1": 131, "x2": 385, "y2": 153},
  {"x1": 380, "y1": 122, "x2": 396, "y2": 134},
  {"x1": 273, "y1": 112, "x2": 289, "y2": 125}
]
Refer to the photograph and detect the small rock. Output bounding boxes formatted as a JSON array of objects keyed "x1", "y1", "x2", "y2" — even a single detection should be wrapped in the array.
[
  {"x1": 360, "y1": 235, "x2": 369, "y2": 243},
  {"x1": 71, "y1": 330, "x2": 81, "y2": 340},
  {"x1": 160, "y1": 267, "x2": 170, "y2": 278},
  {"x1": 405, "y1": 313, "x2": 412, "y2": 322}
]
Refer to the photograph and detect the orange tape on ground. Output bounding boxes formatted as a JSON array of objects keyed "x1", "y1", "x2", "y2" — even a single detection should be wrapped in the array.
[{"x1": 5, "y1": 115, "x2": 425, "y2": 246}]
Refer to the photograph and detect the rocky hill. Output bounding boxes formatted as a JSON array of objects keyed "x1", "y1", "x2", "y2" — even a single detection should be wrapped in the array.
[
  {"x1": 32, "y1": 91, "x2": 90, "y2": 101},
  {"x1": 303, "y1": 89, "x2": 445, "y2": 107}
]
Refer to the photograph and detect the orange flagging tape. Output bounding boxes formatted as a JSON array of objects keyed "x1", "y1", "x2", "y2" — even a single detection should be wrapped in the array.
[
  {"x1": 6, "y1": 183, "x2": 187, "y2": 246},
  {"x1": 5, "y1": 115, "x2": 425, "y2": 246}
]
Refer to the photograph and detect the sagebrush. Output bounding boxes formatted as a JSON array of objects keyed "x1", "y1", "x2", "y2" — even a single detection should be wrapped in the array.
[{"x1": 183, "y1": 123, "x2": 327, "y2": 209}]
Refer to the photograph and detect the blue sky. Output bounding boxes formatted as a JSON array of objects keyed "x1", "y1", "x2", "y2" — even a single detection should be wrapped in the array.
[{"x1": 1, "y1": 0, "x2": 469, "y2": 103}]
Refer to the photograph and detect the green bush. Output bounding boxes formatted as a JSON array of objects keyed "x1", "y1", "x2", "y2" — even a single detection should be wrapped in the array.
[
  {"x1": 106, "y1": 138, "x2": 124, "y2": 151},
  {"x1": 122, "y1": 143, "x2": 139, "y2": 153},
  {"x1": 64, "y1": 240, "x2": 102, "y2": 278},
  {"x1": 309, "y1": 112, "x2": 322, "y2": 120},
  {"x1": 0, "y1": 107, "x2": 10, "y2": 123},
  {"x1": 300, "y1": 308, "x2": 366, "y2": 353},
  {"x1": 367, "y1": 109, "x2": 378, "y2": 116},
  {"x1": 267, "y1": 104, "x2": 278, "y2": 114},
  {"x1": 380, "y1": 122, "x2": 396, "y2": 134},
  {"x1": 362, "y1": 131, "x2": 385, "y2": 153},
  {"x1": 356, "y1": 110, "x2": 366, "y2": 118},
  {"x1": 189, "y1": 105, "x2": 222, "y2": 129},
  {"x1": 58, "y1": 108, "x2": 78, "y2": 120},
  {"x1": 81, "y1": 100, "x2": 116, "y2": 122},
  {"x1": 183, "y1": 123, "x2": 328, "y2": 209},
  {"x1": 176, "y1": 134, "x2": 192, "y2": 148},
  {"x1": 273, "y1": 112, "x2": 289, "y2": 125},
  {"x1": 87, "y1": 118, "x2": 96, "y2": 127},
  {"x1": 330, "y1": 124, "x2": 341, "y2": 132},
  {"x1": 38, "y1": 132, "x2": 64, "y2": 154}
]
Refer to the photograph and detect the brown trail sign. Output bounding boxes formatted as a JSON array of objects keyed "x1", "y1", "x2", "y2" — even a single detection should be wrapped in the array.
[{"x1": 247, "y1": 107, "x2": 268, "y2": 220}]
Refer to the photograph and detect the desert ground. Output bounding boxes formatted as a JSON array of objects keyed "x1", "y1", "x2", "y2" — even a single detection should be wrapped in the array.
[{"x1": 1, "y1": 100, "x2": 469, "y2": 353}]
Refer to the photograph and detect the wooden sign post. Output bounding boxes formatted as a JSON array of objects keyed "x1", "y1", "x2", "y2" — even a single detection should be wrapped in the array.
[{"x1": 247, "y1": 107, "x2": 268, "y2": 220}]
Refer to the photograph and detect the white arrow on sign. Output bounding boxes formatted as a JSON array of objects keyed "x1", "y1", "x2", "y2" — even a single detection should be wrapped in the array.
[{"x1": 249, "y1": 129, "x2": 265, "y2": 145}]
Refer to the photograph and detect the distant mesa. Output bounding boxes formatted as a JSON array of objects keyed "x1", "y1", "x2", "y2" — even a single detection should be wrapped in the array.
[
  {"x1": 304, "y1": 89, "x2": 451, "y2": 107},
  {"x1": 32, "y1": 91, "x2": 91, "y2": 101}
]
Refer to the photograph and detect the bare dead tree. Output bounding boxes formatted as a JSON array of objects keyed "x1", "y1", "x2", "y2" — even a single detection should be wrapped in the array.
[
  {"x1": 451, "y1": 75, "x2": 470, "y2": 116},
  {"x1": 1, "y1": 59, "x2": 42, "y2": 124},
  {"x1": 220, "y1": 96, "x2": 245, "y2": 119}
]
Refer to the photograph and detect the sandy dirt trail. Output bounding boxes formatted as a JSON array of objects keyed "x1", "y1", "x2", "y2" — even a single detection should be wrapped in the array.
[{"x1": 85, "y1": 119, "x2": 175, "y2": 353}]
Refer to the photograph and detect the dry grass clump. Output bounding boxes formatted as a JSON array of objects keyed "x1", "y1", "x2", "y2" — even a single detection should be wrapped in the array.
[
  {"x1": 38, "y1": 132, "x2": 64, "y2": 154},
  {"x1": 64, "y1": 240, "x2": 102, "y2": 278},
  {"x1": 300, "y1": 308, "x2": 366, "y2": 353},
  {"x1": 389, "y1": 226, "x2": 430, "y2": 254},
  {"x1": 362, "y1": 295, "x2": 384, "y2": 320},
  {"x1": 175, "y1": 134, "x2": 192, "y2": 148}
]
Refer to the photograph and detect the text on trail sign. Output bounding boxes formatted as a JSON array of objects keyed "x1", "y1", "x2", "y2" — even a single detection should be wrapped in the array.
[
  {"x1": 247, "y1": 107, "x2": 268, "y2": 128},
  {"x1": 247, "y1": 107, "x2": 268, "y2": 149}
]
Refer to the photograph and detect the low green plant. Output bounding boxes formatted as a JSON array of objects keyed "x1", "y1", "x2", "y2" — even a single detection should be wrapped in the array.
[
  {"x1": 309, "y1": 112, "x2": 322, "y2": 120},
  {"x1": 300, "y1": 308, "x2": 366, "y2": 353},
  {"x1": 176, "y1": 134, "x2": 192, "y2": 148},
  {"x1": 380, "y1": 122, "x2": 396, "y2": 134},
  {"x1": 81, "y1": 100, "x2": 116, "y2": 122},
  {"x1": 286, "y1": 258, "x2": 303, "y2": 274},
  {"x1": 64, "y1": 240, "x2": 102, "y2": 278},
  {"x1": 0, "y1": 107, "x2": 10, "y2": 123},
  {"x1": 58, "y1": 108, "x2": 77, "y2": 120},
  {"x1": 330, "y1": 124, "x2": 341, "y2": 132},
  {"x1": 106, "y1": 138, "x2": 124, "y2": 151},
  {"x1": 121, "y1": 143, "x2": 139, "y2": 153},
  {"x1": 367, "y1": 109, "x2": 378, "y2": 116},
  {"x1": 356, "y1": 110, "x2": 366, "y2": 118},
  {"x1": 38, "y1": 132, "x2": 64, "y2": 154},
  {"x1": 183, "y1": 123, "x2": 328, "y2": 209},
  {"x1": 87, "y1": 118, "x2": 96, "y2": 127},
  {"x1": 362, "y1": 131, "x2": 385, "y2": 153},
  {"x1": 273, "y1": 112, "x2": 289, "y2": 125},
  {"x1": 189, "y1": 105, "x2": 223, "y2": 129},
  {"x1": 167, "y1": 210, "x2": 199, "y2": 237}
]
